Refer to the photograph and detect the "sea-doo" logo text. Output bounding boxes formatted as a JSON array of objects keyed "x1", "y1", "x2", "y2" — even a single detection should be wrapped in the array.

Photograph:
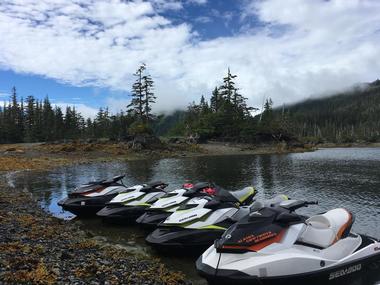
[
  {"x1": 179, "y1": 214, "x2": 197, "y2": 222},
  {"x1": 328, "y1": 264, "x2": 361, "y2": 280}
]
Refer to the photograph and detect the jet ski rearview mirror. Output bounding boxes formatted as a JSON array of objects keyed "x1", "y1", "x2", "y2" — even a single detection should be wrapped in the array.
[{"x1": 112, "y1": 175, "x2": 125, "y2": 182}]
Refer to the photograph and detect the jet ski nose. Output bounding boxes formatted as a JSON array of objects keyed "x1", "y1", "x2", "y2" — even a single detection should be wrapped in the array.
[
  {"x1": 136, "y1": 212, "x2": 171, "y2": 227},
  {"x1": 96, "y1": 205, "x2": 125, "y2": 217}
]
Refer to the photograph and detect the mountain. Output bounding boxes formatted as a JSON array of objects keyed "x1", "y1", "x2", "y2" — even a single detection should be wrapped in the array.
[
  {"x1": 282, "y1": 80, "x2": 380, "y2": 143},
  {"x1": 153, "y1": 110, "x2": 187, "y2": 136}
]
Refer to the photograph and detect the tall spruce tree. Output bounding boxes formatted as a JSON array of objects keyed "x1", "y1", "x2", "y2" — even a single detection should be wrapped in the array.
[
  {"x1": 210, "y1": 87, "x2": 221, "y2": 112},
  {"x1": 24, "y1": 95, "x2": 35, "y2": 142},
  {"x1": 128, "y1": 64, "x2": 146, "y2": 119},
  {"x1": 142, "y1": 73, "x2": 156, "y2": 122},
  {"x1": 219, "y1": 68, "x2": 237, "y2": 103}
]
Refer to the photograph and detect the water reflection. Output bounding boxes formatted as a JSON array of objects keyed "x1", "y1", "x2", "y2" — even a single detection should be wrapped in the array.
[{"x1": 9, "y1": 148, "x2": 380, "y2": 284}]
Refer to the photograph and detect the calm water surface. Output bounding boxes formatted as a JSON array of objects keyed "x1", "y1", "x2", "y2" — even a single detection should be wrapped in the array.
[{"x1": 9, "y1": 148, "x2": 380, "y2": 284}]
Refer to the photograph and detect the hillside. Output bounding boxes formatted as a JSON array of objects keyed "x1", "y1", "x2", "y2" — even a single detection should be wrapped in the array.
[
  {"x1": 157, "y1": 80, "x2": 380, "y2": 144},
  {"x1": 283, "y1": 80, "x2": 380, "y2": 143}
]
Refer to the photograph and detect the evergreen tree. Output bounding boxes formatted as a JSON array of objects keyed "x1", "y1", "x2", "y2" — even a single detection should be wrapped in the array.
[
  {"x1": 24, "y1": 95, "x2": 35, "y2": 142},
  {"x1": 210, "y1": 87, "x2": 222, "y2": 113},
  {"x1": 8, "y1": 87, "x2": 23, "y2": 142},
  {"x1": 260, "y1": 98, "x2": 274, "y2": 128},
  {"x1": 53, "y1": 106, "x2": 64, "y2": 140},
  {"x1": 142, "y1": 73, "x2": 156, "y2": 122},
  {"x1": 219, "y1": 68, "x2": 237, "y2": 103},
  {"x1": 128, "y1": 64, "x2": 146, "y2": 119}
]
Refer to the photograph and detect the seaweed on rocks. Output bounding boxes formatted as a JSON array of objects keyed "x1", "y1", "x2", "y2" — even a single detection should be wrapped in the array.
[{"x1": 0, "y1": 176, "x2": 190, "y2": 285}]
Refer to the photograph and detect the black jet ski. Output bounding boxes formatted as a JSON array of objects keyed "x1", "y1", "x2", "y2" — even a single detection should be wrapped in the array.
[
  {"x1": 96, "y1": 181, "x2": 169, "y2": 224},
  {"x1": 57, "y1": 175, "x2": 140, "y2": 217},
  {"x1": 136, "y1": 182, "x2": 219, "y2": 228},
  {"x1": 145, "y1": 186, "x2": 260, "y2": 253},
  {"x1": 196, "y1": 200, "x2": 380, "y2": 285}
]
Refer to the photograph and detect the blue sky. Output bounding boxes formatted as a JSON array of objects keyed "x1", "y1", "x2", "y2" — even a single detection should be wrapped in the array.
[
  {"x1": 0, "y1": 0, "x2": 379, "y2": 118},
  {"x1": 0, "y1": 69, "x2": 124, "y2": 115}
]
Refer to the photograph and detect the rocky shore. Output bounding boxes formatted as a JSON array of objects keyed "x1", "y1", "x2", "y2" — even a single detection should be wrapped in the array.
[
  {"x1": 0, "y1": 140, "x2": 315, "y2": 284},
  {"x1": 0, "y1": 140, "x2": 314, "y2": 172},
  {"x1": 0, "y1": 175, "x2": 188, "y2": 285}
]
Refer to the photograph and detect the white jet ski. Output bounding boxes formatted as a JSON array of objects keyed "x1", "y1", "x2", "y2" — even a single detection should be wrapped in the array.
[{"x1": 196, "y1": 200, "x2": 380, "y2": 285}]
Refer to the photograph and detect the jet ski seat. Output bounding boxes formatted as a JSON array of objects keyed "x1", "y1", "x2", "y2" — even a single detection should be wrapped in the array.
[
  {"x1": 249, "y1": 195, "x2": 289, "y2": 212},
  {"x1": 298, "y1": 208, "x2": 353, "y2": 248},
  {"x1": 230, "y1": 187, "x2": 256, "y2": 204}
]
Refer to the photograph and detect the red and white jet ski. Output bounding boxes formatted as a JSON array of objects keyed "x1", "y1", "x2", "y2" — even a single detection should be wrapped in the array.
[{"x1": 197, "y1": 200, "x2": 380, "y2": 285}]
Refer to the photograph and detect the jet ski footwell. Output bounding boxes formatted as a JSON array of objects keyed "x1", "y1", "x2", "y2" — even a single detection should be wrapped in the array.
[
  {"x1": 97, "y1": 205, "x2": 148, "y2": 224},
  {"x1": 146, "y1": 227, "x2": 225, "y2": 252}
]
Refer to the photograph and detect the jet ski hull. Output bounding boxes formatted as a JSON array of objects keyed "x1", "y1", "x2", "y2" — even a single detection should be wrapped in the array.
[
  {"x1": 196, "y1": 235, "x2": 380, "y2": 285},
  {"x1": 58, "y1": 194, "x2": 117, "y2": 217},
  {"x1": 135, "y1": 212, "x2": 172, "y2": 228},
  {"x1": 97, "y1": 205, "x2": 148, "y2": 224},
  {"x1": 146, "y1": 227, "x2": 225, "y2": 253},
  {"x1": 197, "y1": 255, "x2": 380, "y2": 285}
]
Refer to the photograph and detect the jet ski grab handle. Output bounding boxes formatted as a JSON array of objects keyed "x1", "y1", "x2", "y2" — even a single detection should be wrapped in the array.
[{"x1": 281, "y1": 200, "x2": 318, "y2": 212}]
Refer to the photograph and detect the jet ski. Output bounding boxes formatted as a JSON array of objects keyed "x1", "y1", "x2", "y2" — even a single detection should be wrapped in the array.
[
  {"x1": 145, "y1": 186, "x2": 259, "y2": 252},
  {"x1": 96, "y1": 181, "x2": 169, "y2": 224},
  {"x1": 196, "y1": 200, "x2": 380, "y2": 285},
  {"x1": 57, "y1": 175, "x2": 138, "y2": 217},
  {"x1": 136, "y1": 182, "x2": 219, "y2": 228}
]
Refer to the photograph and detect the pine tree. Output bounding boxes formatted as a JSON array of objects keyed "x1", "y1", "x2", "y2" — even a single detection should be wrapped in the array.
[
  {"x1": 219, "y1": 68, "x2": 237, "y2": 103},
  {"x1": 128, "y1": 64, "x2": 146, "y2": 119},
  {"x1": 24, "y1": 95, "x2": 35, "y2": 142},
  {"x1": 260, "y1": 98, "x2": 274, "y2": 129},
  {"x1": 142, "y1": 73, "x2": 156, "y2": 122},
  {"x1": 53, "y1": 106, "x2": 64, "y2": 141},
  {"x1": 42, "y1": 97, "x2": 55, "y2": 141},
  {"x1": 210, "y1": 87, "x2": 221, "y2": 113},
  {"x1": 8, "y1": 87, "x2": 23, "y2": 142}
]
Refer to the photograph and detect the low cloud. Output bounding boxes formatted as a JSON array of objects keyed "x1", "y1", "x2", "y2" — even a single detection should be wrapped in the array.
[
  {"x1": 0, "y1": 0, "x2": 379, "y2": 114},
  {"x1": 54, "y1": 102, "x2": 98, "y2": 119}
]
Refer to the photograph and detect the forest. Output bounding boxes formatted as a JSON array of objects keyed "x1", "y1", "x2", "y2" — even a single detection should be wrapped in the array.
[
  {"x1": 0, "y1": 65, "x2": 379, "y2": 144},
  {"x1": 283, "y1": 80, "x2": 380, "y2": 143},
  {"x1": 156, "y1": 79, "x2": 380, "y2": 144},
  {"x1": 0, "y1": 64, "x2": 156, "y2": 144}
]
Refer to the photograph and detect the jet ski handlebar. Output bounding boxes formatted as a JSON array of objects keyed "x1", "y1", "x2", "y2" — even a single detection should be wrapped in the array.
[{"x1": 281, "y1": 200, "x2": 318, "y2": 212}]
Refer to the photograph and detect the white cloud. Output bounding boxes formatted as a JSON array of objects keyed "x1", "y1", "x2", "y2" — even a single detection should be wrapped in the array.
[
  {"x1": 0, "y1": 91, "x2": 10, "y2": 98},
  {"x1": 0, "y1": 99, "x2": 98, "y2": 119},
  {"x1": 150, "y1": 0, "x2": 183, "y2": 11},
  {"x1": 54, "y1": 102, "x2": 98, "y2": 119},
  {"x1": 187, "y1": 0, "x2": 207, "y2": 5},
  {"x1": 0, "y1": 0, "x2": 379, "y2": 114}
]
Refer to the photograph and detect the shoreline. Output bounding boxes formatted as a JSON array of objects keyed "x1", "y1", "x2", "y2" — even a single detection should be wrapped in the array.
[
  {"x1": 1, "y1": 142, "x2": 379, "y2": 284},
  {"x1": 0, "y1": 141, "x2": 315, "y2": 284},
  {"x1": 0, "y1": 141, "x2": 315, "y2": 172},
  {"x1": 0, "y1": 174, "x2": 189, "y2": 285},
  {"x1": 316, "y1": 142, "x2": 380, "y2": 148},
  {"x1": 1, "y1": 140, "x2": 379, "y2": 172}
]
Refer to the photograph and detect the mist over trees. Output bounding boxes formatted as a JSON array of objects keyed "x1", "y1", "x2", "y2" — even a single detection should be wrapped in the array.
[
  {"x1": 0, "y1": 67, "x2": 379, "y2": 144},
  {"x1": 281, "y1": 80, "x2": 380, "y2": 143},
  {"x1": 161, "y1": 69, "x2": 293, "y2": 143}
]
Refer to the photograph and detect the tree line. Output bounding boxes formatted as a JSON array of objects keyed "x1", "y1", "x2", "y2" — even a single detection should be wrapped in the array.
[
  {"x1": 0, "y1": 64, "x2": 157, "y2": 143},
  {"x1": 165, "y1": 69, "x2": 291, "y2": 143},
  {"x1": 2, "y1": 64, "x2": 378, "y2": 144},
  {"x1": 282, "y1": 80, "x2": 380, "y2": 143}
]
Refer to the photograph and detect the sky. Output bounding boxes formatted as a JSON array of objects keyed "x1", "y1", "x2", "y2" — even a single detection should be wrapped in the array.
[{"x1": 0, "y1": 0, "x2": 380, "y2": 118}]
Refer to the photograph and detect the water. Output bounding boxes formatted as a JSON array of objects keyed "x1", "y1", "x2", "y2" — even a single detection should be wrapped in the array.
[{"x1": 9, "y1": 148, "x2": 380, "y2": 284}]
